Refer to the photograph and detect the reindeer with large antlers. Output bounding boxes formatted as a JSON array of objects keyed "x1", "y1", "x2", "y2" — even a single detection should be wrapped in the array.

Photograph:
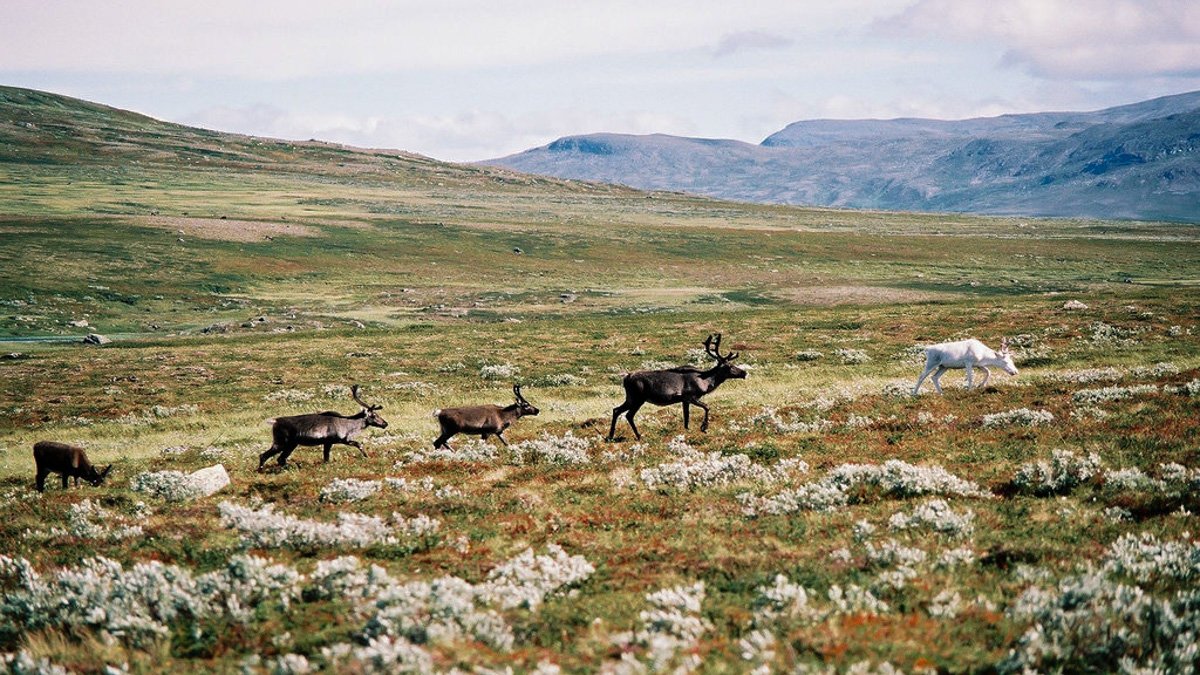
[
  {"x1": 608, "y1": 333, "x2": 747, "y2": 441},
  {"x1": 432, "y1": 384, "x2": 539, "y2": 450},
  {"x1": 257, "y1": 385, "x2": 388, "y2": 470}
]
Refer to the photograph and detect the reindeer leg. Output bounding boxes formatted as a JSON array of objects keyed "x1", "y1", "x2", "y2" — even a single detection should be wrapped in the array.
[
  {"x1": 913, "y1": 364, "x2": 936, "y2": 395},
  {"x1": 277, "y1": 443, "x2": 298, "y2": 467},
  {"x1": 965, "y1": 363, "x2": 975, "y2": 389},
  {"x1": 433, "y1": 432, "x2": 455, "y2": 450},
  {"x1": 494, "y1": 431, "x2": 510, "y2": 447},
  {"x1": 609, "y1": 402, "x2": 630, "y2": 441},
  {"x1": 36, "y1": 470, "x2": 48, "y2": 493},
  {"x1": 978, "y1": 366, "x2": 991, "y2": 389},
  {"x1": 624, "y1": 402, "x2": 644, "y2": 441},
  {"x1": 62, "y1": 474, "x2": 69, "y2": 490},
  {"x1": 692, "y1": 399, "x2": 711, "y2": 432},
  {"x1": 323, "y1": 443, "x2": 333, "y2": 463},
  {"x1": 682, "y1": 402, "x2": 690, "y2": 430},
  {"x1": 932, "y1": 366, "x2": 948, "y2": 394},
  {"x1": 258, "y1": 444, "x2": 282, "y2": 471},
  {"x1": 347, "y1": 440, "x2": 368, "y2": 459}
]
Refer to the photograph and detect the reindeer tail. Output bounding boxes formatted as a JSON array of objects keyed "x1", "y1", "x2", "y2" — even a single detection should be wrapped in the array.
[{"x1": 432, "y1": 409, "x2": 442, "y2": 417}]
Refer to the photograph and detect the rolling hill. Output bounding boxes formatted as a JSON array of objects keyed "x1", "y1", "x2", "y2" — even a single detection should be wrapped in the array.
[{"x1": 485, "y1": 91, "x2": 1200, "y2": 222}]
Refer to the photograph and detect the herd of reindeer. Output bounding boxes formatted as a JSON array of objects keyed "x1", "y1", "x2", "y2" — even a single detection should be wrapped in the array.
[{"x1": 30, "y1": 333, "x2": 1020, "y2": 492}]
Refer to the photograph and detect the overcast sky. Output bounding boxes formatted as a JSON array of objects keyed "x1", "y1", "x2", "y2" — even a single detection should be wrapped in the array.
[{"x1": 3, "y1": 0, "x2": 1199, "y2": 161}]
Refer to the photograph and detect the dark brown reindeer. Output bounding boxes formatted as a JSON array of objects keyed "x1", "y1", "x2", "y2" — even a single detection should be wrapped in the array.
[
  {"x1": 257, "y1": 385, "x2": 388, "y2": 470},
  {"x1": 608, "y1": 333, "x2": 747, "y2": 441},
  {"x1": 433, "y1": 384, "x2": 539, "y2": 450},
  {"x1": 33, "y1": 441, "x2": 112, "y2": 492}
]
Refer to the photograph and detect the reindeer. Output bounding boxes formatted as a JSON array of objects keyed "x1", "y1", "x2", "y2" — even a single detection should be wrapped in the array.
[
  {"x1": 33, "y1": 441, "x2": 112, "y2": 492},
  {"x1": 608, "y1": 333, "x2": 747, "y2": 441},
  {"x1": 433, "y1": 384, "x2": 539, "y2": 449},
  {"x1": 257, "y1": 385, "x2": 388, "y2": 470},
  {"x1": 913, "y1": 338, "x2": 1018, "y2": 395}
]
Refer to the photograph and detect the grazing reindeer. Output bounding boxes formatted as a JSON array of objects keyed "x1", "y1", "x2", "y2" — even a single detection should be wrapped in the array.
[
  {"x1": 608, "y1": 333, "x2": 747, "y2": 441},
  {"x1": 913, "y1": 338, "x2": 1018, "y2": 395},
  {"x1": 33, "y1": 441, "x2": 112, "y2": 492},
  {"x1": 433, "y1": 384, "x2": 539, "y2": 449},
  {"x1": 257, "y1": 385, "x2": 388, "y2": 470}
]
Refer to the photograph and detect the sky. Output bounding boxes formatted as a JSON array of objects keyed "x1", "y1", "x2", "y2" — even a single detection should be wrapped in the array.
[{"x1": 2, "y1": 0, "x2": 1199, "y2": 162}]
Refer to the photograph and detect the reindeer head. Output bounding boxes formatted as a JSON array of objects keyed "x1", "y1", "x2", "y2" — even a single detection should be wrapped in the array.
[
  {"x1": 998, "y1": 338, "x2": 1019, "y2": 376},
  {"x1": 351, "y1": 385, "x2": 389, "y2": 429},
  {"x1": 512, "y1": 384, "x2": 540, "y2": 418},
  {"x1": 704, "y1": 333, "x2": 747, "y2": 379},
  {"x1": 88, "y1": 464, "x2": 113, "y2": 487}
]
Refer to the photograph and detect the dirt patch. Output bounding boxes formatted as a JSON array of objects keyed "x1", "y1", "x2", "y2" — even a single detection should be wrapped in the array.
[
  {"x1": 136, "y1": 216, "x2": 325, "y2": 242},
  {"x1": 780, "y1": 285, "x2": 956, "y2": 306}
]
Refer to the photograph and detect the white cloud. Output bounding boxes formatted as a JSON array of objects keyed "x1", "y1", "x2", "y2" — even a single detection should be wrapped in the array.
[
  {"x1": 711, "y1": 31, "x2": 794, "y2": 58},
  {"x1": 184, "y1": 103, "x2": 695, "y2": 161},
  {"x1": 878, "y1": 0, "x2": 1200, "y2": 80}
]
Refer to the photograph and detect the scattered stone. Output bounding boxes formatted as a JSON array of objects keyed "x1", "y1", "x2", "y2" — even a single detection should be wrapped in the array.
[
  {"x1": 201, "y1": 323, "x2": 230, "y2": 334},
  {"x1": 82, "y1": 333, "x2": 110, "y2": 345},
  {"x1": 350, "y1": 320, "x2": 366, "y2": 329},
  {"x1": 188, "y1": 464, "x2": 231, "y2": 498},
  {"x1": 1062, "y1": 300, "x2": 1089, "y2": 310},
  {"x1": 69, "y1": 319, "x2": 90, "y2": 328},
  {"x1": 513, "y1": 247, "x2": 523, "y2": 254},
  {"x1": 559, "y1": 293, "x2": 577, "y2": 303}
]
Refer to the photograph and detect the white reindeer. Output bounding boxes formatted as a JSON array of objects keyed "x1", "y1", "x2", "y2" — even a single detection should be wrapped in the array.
[{"x1": 913, "y1": 338, "x2": 1018, "y2": 395}]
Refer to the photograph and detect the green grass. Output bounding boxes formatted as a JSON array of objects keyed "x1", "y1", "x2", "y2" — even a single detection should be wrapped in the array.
[{"x1": 1, "y1": 85, "x2": 1200, "y2": 673}]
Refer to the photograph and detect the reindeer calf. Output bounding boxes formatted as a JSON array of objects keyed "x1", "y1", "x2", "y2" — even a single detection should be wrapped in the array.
[
  {"x1": 913, "y1": 338, "x2": 1018, "y2": 395},
  {"x1": 433, "y1": 384, "x2": 539, "y2": 449},
  {"x1": 33, "y1": 441, "x2": 112, "y2": 492}
]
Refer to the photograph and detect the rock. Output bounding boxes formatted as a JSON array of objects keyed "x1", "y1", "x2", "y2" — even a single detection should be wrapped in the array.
[
  {"x1": 69, "y1": 319, "x2": 90, "y2": 328},
  {"x1": 513, "y1": 247, "x2": 523, "y2": 254},
  {"x1": 186, "y1": 464, "x2": 230, "y2": 499},
  {"x1": 2, "y1": 353, "x2": 26, "y2": 360},
  {"x1": 350, "y1": 320, "x2": 366, "y2": 329},
  {"x1": 82, "y1": 333, "x2": 111, "y2": 345},
  {"x1": 1062, "y1": 300, "x2": 1089, "y2": 310},
  {"x1": 201, "y1": 323, "x2": 229, "y2": 334},
  {"x1": 560, "y1": 293, "x2": 578, "y2": 303}
]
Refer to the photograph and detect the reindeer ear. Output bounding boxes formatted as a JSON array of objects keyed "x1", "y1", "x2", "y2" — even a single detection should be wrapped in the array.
[{"x1": 101, "y1": 465, "x2": 113, "y2": 479}]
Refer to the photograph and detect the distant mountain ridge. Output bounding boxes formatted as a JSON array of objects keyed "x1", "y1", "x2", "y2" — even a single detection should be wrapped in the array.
[{"x1": 486, "y1": 92, "x2": 1200, "y2": 222}]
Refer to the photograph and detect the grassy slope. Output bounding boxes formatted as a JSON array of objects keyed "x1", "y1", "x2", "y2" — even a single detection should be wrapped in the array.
[{"x1": 1, "y1": 86, "x2": 1199, "y2": 672}]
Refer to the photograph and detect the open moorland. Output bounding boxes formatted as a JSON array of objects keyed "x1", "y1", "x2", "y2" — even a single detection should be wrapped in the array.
[{"x1": 2, "y1": 86, "x2": 1200, "y2": 673}]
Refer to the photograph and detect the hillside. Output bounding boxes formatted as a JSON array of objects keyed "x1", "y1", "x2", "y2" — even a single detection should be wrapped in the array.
[
  {"x1": 486, "y1": 91, "x2": 1200, "y2": 222},
  {"x1": 3, "y1": 86, "x2": 1200, "y2": 673}
]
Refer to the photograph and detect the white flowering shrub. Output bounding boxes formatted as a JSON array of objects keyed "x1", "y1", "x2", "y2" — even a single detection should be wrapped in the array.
[
  {"x1": 1072, "y1": 384, "x2": 1158, "y2": 405},
  {"x1": 1, "y1": 651, "x2": 69, "y2": 675},
  {"x1": 740, "y1": 460, "x2": 989, "y2": 516},
  {"x1": 1002, "y1": 572, "x2": 1200, "y2": 673},
  {"x1": 479, "y1": 363, "x2": 519, "y2": 380},
  {"x1": 475, "y1": 544, "x2": 596, "y2": 610},
  {"x1": 321, "y1": 636, "x2": 433, "y2": 673},
  {"x1": 264, "y1": 389, "x2": 314, "y2": 403},
  {"x1": 130, "y1": 470, "x2": 202, "y2": 502},
  {"x1": 1183, "y1": 379, "x2": 1200, "y2": 396},
  {"x1": 888, "y1": 499, "x2": 975, "y2": 538},
  {"x1": 937, "y1": 547, "x2": 977, "y2": 568},
  {"x1": 1130, "y1": 362, "x2": 1180, "y2": 378},
  {"x1": 641, "y1": 448, "x2": 807, "y2": 492},
  {"x1": 510, "y1": 431, "x2": 593, "y2": 465},
  {"x1": 834, "y1": 348, "x2": 872, "y2": 364},
  {"x1": 217, "y1": 502, "x2": 439, "y2": 550},
  {"x1": 1086, "y1": 321, "x2": 1140, "y2": 347},
  {"x1": 615, "y1": 582, "x2": 711, "y2": 672},
  {"x1": 927, "y1": 589, "x2": 963, "y2": 619},
  {"x1": 794, "y1": 350, "x2": 824, "y2": 362},
  {"x1": 747, "y1": 406, "x2": 832, "y2": 434},
  {"x1": 1101, "y1": 532, "x2": 1200, "y2": 583},
  {"x1": 399, "y1": 439, "x2": 500, "y2": 465},
  {"x1": 533, "y1": 373, "x2": 587, "y2": 387},
  {"x1": 981, "y1": 408, "x2": 1055, "y2": 428},
  {"x1": 0, "y1": 554, "x2": 299, "y2": 647},
  {"x1": 1012, "y1": 449, "x2": 1103, "y2": 496},
  {"x1": 1045, "y1": 367, "x2": 1123, "y2": 384},
  {"x1": 48, "y1": 499, "x2": 143, "y2": 541},
  {"x1": 320, "y1": 478, "x2": 383, "y2": 503}
]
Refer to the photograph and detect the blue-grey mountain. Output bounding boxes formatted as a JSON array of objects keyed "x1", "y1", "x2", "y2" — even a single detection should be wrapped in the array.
[{"x1": 485, "y1": 92, "x2": 1200, "y2": 222}]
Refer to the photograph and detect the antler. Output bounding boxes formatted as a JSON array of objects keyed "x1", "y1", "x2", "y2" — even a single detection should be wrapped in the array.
[
  {"x1": 351, "y1": 384, "x2": 383, "y2": 410},
  {"x1": 703, "y1": 333, "x2": 738, "y2": 362},
  {"x1": 1000, "y1": 337, "x2": 1010, "y2": 352},
  {"x1": 513, "y1": 383, "x2": 528, "y2": 403}
]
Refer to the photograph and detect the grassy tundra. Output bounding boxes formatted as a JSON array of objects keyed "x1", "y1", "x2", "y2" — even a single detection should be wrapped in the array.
[{"x1": 1, "y1": 86, "x2": 1200, "y2": 673}]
